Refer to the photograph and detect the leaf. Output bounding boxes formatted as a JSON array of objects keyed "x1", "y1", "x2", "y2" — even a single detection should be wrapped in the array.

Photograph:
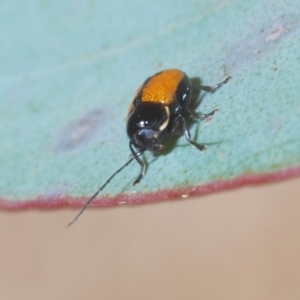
[{"x1": 0, "y1": 0, "x2": 300, "y2": 210}]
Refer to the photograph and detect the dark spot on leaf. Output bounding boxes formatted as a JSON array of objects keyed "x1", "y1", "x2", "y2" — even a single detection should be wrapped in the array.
[{"x1": 55, "y1": 109, "x2": 107, "y2": 151}]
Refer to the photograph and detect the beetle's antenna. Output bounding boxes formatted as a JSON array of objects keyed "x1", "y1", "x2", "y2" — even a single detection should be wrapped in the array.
[{"x1": 68, "y1": 156, "x2": 137, "y2": 227}]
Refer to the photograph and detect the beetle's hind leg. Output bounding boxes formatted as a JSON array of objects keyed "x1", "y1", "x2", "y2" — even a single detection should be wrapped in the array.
[
  {"x1": 200, "y1": 76, "x2": 231, "y2": 93},
  {"x1": 183, "y1": 76, "x2": 231, "y2": 152}
]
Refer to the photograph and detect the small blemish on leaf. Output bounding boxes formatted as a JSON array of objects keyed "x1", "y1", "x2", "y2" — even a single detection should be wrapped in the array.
[
  {"x1": 181, "y1": 194, "x2": 189, "y2": 198},
  {"x1": 265, "y1": 24, "x2": 285, "y2": 42},
  {"x1": 265, "y1": 14, "x2": 296, "y2": 43},
  {"x1": 220, "y1": 151, "x2": 226, "y2": 157},
  {"x1": 226, "y1": 14, "x2": 299, "y2": 72},
  {"x1": 55, "y1": 109, "x2": 107, "y2": 151}
]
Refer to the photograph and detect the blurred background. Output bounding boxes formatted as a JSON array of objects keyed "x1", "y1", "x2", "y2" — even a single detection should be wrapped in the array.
[{"x1": 1, "y1": 178, "x2": 300, "y2": 299}]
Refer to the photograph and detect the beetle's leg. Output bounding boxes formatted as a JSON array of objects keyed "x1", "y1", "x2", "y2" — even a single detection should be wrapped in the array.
[
  {"x1": 129, "y1": 141, "x2": 145, "y2": 186},
  {"x1": 200, "y1": 76, "x2": 231, "y2": 93},
  {"x1": 182, "y1": 116, "x2": 206, "y2": 151},
  {"x1": 186, "y1": 107, "x2": 218, "y2": 121},
  {"x1": 189, "y1": 76, "x2": 231, "y2": 120}
]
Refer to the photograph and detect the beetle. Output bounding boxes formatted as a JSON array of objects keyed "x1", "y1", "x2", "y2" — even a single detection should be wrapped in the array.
[{"x1": 68, "y1": 69, "x2": 231, "y2": 225}]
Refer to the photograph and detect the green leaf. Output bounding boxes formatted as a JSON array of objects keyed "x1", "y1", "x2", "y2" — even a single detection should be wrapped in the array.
[{"x1": 1, "y1": 0, "x2": 300, "y2": 210}]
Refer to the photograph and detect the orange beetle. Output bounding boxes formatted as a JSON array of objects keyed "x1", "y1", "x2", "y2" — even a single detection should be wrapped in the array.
[{"x1": 69, "y1": 69, "x2": 230, "y2": 225}]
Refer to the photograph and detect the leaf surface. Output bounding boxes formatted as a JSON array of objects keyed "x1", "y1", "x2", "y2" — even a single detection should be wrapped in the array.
[{"x1": 0, "y1": 0, "x2": 300, "y2": 209}]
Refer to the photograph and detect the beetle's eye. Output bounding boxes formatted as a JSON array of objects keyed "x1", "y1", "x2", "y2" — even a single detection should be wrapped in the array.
[{"x1": 142, "y1": 129, "x2": 158, "y2": 139}]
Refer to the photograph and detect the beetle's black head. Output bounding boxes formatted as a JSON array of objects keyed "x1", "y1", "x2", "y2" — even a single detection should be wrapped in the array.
[{"x1": 127, "y1": 102, "x2": 169, "y2": 152}]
